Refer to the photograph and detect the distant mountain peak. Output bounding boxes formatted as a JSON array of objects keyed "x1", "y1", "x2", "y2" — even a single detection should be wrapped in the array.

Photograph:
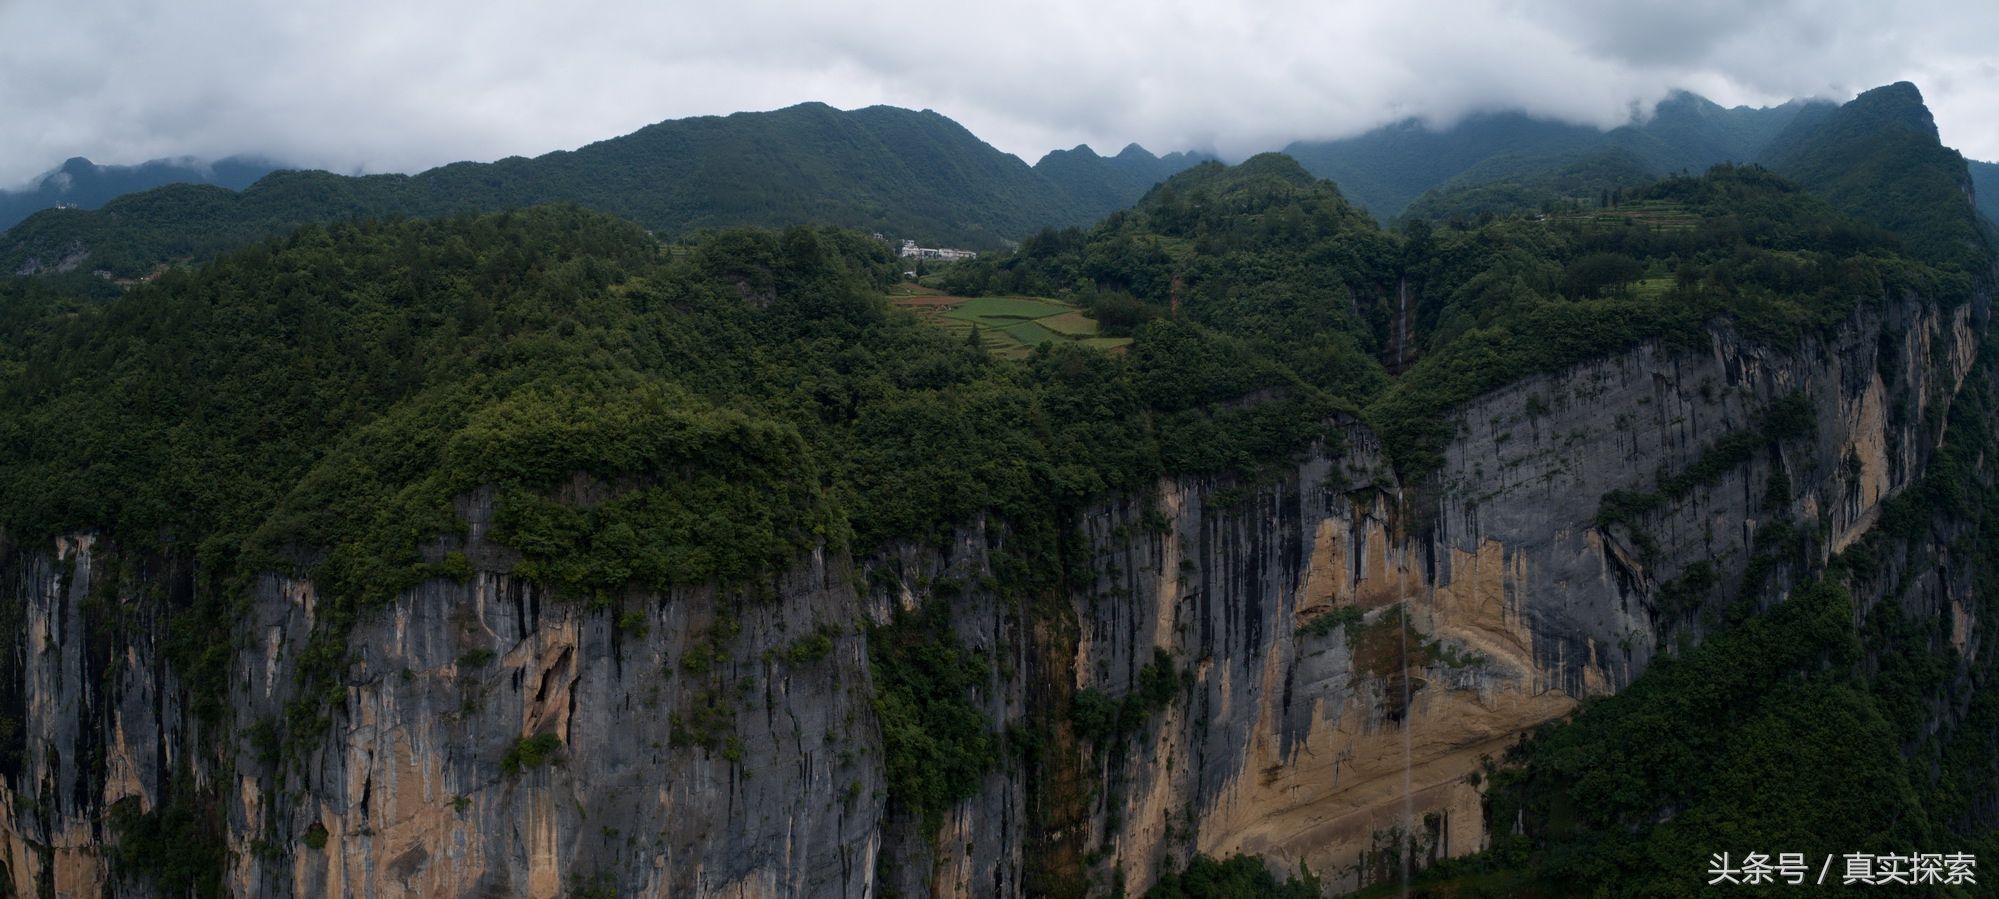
[
  {"x1": 1649, "y1": 91, "x2": 1725, "y2": 117},
  {"x1": 1115, "y1": 143, "x2": 1158, "y2": 162},
  {"x1": 1843, "y1": 81, "x2": 1938, "y2": 138},
  {"x1": 1036, "y1": 143, "x2": 1178, "y2": 169},
  {"x1": 1236, "y1": 152, "x2": 1315, "y2": 180},
  {"x1": 1160, "y1": 153, "x2": 1316, "y2": 193},
  {"x1": 1766, "y1": 80, "x2": 1985, "y2": 268},
  {"x1": 1, "y1": 154, "x2": 283, "y2": 232}
]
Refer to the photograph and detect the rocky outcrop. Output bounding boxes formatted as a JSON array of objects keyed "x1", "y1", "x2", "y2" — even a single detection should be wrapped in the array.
[
  {"x1": 10, "y1": 239, "x2": 88, "y2": 276},
  {"x1": 0, "y1": 290, "x2": 1984, "y2": 897}
]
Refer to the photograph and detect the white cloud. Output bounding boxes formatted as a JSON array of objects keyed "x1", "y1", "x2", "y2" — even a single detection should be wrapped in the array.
[{"x1": 1, "y1": 0, "x2": 1995, "y2": 189}]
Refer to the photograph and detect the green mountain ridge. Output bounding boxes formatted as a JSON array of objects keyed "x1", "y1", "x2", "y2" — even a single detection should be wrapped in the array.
[
  {"x1": 1286, "y1": 91, "x2": 1834, "y2": 222},
  {"x1": 0, "y1": 154, "x2": 281, "y2": 232},
  {"x1": 1032, "y1": 143, "x2": 1217, "y2": 225},
  {"x1": 1, "y1": 103, "x2": 1204, "y2": 278},
  {"x1": 1969, "y1": 159, "x2": 1999, "y2": 226},
  {"x1": 1282, "y1": 112, "x2": 1606, "y2": 219},
  {"x1": 1765, "y1": 82, "x2": 1989, "y2": 269},
  {"x1": 1398, "y1": 146, "x2": 1661, "y2": 222},
  {"x1": 7, "y1": 84, "x2": 1991, "y2": 283}
]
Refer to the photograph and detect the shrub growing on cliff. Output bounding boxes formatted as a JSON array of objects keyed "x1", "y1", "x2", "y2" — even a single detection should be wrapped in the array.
[
  {"x1": 870, "y1": 601, "x2": 995, "y2": 825},
  {"x1": 502, "y1": 733, "x2": 563, "y2": 777},
  {"x1": 1142, "y1": 854, "x2": 1322, "y2": 899},
  {"x1": 1069, "y1": 649, "x2": 1186, "y2": 744},
  {"x1": 1456, "y1": 580, "x2": 1943, "y2": 892},
  {"x1": 107, "y1": 771, "x2": 228, "y2": 898},
  {"x1": 1295, "y1": 605, "x2": 1364, "y2": 639},
  {"x1": 782, "y1": 631, "x2": 834, "y2": 664}
]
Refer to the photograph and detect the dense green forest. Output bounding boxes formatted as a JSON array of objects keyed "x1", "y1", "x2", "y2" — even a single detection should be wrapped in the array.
[
  {"x1": 1142, "y1": 855, "x2": 1324, "y2": 898},
  {"x1": 942, "y1": 152, "x2": 1978, "y2": 478},
  {"x1": 0, "y1": 104, "x2": 1200, "y2": 278}
]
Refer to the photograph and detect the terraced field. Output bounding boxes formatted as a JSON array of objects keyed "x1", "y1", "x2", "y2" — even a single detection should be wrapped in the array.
[
  {"x1": 1552, "y1": 200, "x2": 1701, "y2": 232},
  {"x1": 886, "y1": 290, "x2": 1132, "y2": 358}
]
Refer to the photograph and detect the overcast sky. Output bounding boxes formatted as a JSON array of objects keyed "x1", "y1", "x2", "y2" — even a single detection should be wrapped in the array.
[{"x1": 3, "y1": 0, "x2": 1996, "y2": 188}]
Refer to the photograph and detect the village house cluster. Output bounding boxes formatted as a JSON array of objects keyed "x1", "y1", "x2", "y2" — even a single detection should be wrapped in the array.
[{"x1": 897, "y1": 239, "x2": 977, "y2": 261}]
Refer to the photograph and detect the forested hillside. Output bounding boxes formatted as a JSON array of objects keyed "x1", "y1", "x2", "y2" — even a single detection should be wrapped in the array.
[
  {"x1": 0, "y1": 205, "x2": 1336, "y2": 586},
  {"x1": 1765, "y1": 82, "x2": 1988, "y2": 270},
  {"x1": 944, "y1": 153, "x2": 1972, "y2": 475}
]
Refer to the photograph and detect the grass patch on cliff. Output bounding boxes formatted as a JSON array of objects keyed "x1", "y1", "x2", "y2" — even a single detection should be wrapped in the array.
[{"x1": 1295, "y1": 604, "x2": 1365, "y2": 639}]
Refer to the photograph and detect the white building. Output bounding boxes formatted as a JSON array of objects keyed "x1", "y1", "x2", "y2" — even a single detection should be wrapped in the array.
[{"x1": 898, "y1": 239, "x2": 977, "y2": 261}]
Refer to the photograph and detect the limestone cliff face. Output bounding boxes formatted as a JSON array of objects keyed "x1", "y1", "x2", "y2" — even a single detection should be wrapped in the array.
[
  {"x1": 0, "y1": 290, "x2": 1984, "y2": 898},
  {"x1": 1, "y1": 508, "x2": 888, "y2": 898},
  {"x1": 1047, "y1": 295, "x2": 1982, "y2": 895}
]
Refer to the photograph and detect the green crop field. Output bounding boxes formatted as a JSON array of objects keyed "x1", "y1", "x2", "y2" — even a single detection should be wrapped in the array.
[
  {"x1": 887, "y1": 291, "x2": 1131, "y2": 358},
  {"x1": 1036, "y1": 311, "x2": 1100, "y2": 336},
  {"x1": 1631, "y1": 276, "x2": 1676, "y2": 299},
  {"x1": 996, "y1": 319, "x2": 1062, "y2": 345},
  {"x1": 945, "y1": 296, "x2": 1073, "y2": 319},
  {"x1": 1552, "y1": 200, "x2": 1701, "y2": 233}
]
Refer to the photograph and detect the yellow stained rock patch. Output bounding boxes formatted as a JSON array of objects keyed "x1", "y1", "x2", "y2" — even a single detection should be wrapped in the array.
[
  {"x1": 1833, "y1": 372, "x2": 1891, "y2": 553},
  {"x1": 1295, "y1": 518, "x2": 1348, "y2": 626},
  {"x1": 1192, "y1": 528, "x2": 1600, "y2": 888}
]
